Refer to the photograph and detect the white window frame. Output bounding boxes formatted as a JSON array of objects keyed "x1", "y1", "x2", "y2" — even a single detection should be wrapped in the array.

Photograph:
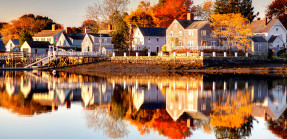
[
  {"x1": 179, "y1": 31, "x2": 182, "y2": 36},
  {"x1": 188, "y1": 30, "x2": 193, "y2": 36},
  {"x1": 201, "y1": 30, "x2": 206, "y2": 36},
  {"x1": 211, "y1": 41, "x2": 216, "y2": 46}
]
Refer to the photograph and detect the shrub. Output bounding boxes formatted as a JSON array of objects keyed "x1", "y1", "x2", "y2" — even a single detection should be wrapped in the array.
[{"x1": 277, "y1": 48, "x2": 287, "y2": 57}]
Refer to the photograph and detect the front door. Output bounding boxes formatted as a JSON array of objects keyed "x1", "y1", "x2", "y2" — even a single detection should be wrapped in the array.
[{"x1": 201, "y1": 41, "x2": 207, "y2": 46}]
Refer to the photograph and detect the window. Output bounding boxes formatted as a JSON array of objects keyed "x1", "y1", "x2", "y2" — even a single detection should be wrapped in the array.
[
  {"x1": 104, "y1": 38, "x2": 107, "y2": 43},
  {"x1": 157, "y1": 38, "x2": 159, "y2": 42},
  {"x1": 201, "y1": 30, "x2": 206, "y2": 36},
  {"x1": 189, "y1": 41, "x2": 193, "y2": 46},
  {"x1": 170, "y1": 31, "x2": 173, "y2": 36},
  {"x1": 211, "y1": 41, "x2": 216, "y2": 46},
  {"x1": 276, "y1": 28, "x2": 278, "y2": 31},
  {"x1": 258, "y1": 44, "x2": 262, "y2": 51},
  {"x1": 179, "y1": 41, "x2": 182, "y2": 46},
  {"x1": 189, "y1": 30, "x2": 193, "y2": 36},
  {"x1": 179, "y1": 31, "x2": 182, "y2": 36},
  {"x1": 174, "y1": 24, "x2": 178, "y2": 28}
]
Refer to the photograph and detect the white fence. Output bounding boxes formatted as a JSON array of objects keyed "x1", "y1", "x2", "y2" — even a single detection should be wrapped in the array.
[
  {"x1": 174, "y1": 46, "x2": 229, "y2": 50},
  {"x1": 55, "y1": 51, "x2": 99, "y2": 57}
]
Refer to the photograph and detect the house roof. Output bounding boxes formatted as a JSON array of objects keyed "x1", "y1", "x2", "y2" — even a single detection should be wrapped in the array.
[
  {"x1": 26, "y1": 41, "x2": 50, "y2": 48},
  {"x1": 138, "y1": 27, "x2": 166, "y2": 37},
  {"x1": 63, "y1": 33, "x2": 72, "y2": 45},
  {"x1": 68, "y1": 33, "x2": 86, "y2": 40},
  {"x1": 0, "y1": 40, "x2": 5, "y2": 51},
  {"x1": 268, "y1": 35, "x2": 278, "y2": 43},
  {"x1": 176, "y1": 19, "x2": 208, "y2": 29},
  {"x1": 89, "y1": 33, "x2": 110, "y2": 37},
  {"x1": 250, "y1": 19, "x2": 278, "y2": 33},
  {"x1": 33, "y1": 29, "x2": 64, "y2": 37},
  {"x1": 252, "y1": 36, "x2": 267, "y2": 42},
  {"x1": 11, "y1": 39, "x2": 20, "y2": 45}
]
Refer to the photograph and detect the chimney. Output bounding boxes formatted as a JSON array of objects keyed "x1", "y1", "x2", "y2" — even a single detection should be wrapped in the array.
[
  {"x1": 108, "y1": 24, "x2": 112, "y2": 30},
  {"x1": 66, "y1": 27, "x2": 71, "y2": 34},
  {"x1": 52, "y1": 24, "x2": 56, "y2": 31},
  {"x1": 85, "y1": 27, "x2": 90, "y2": 33},
  {"x1": 187, "y1": 13, "x2": 194, "y2": 21}
]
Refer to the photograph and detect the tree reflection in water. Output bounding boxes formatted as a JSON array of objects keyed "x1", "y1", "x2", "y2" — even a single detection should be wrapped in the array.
[
  {"x1": 84, "y1": 107, "x2": 129, "y2": 138},
  {"x1": 84, "y1": 85, "x2": 130, "y2": 138}
]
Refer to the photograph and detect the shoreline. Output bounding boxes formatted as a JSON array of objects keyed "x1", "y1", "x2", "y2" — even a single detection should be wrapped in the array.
[{"x1": 56, "y1": 62, "x2": 287, "y2": 76}]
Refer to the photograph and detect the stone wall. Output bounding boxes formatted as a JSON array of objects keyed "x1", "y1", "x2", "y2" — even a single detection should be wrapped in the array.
[
  {"x1": 203, "y1": 57, "x2": 268, "y2": 67},
  {"x1": 111, "y1": 55, "x2": 272, "y2": 69},
  {"x1": 111, "y1": 56, "x2": 204, "y2": 69}
]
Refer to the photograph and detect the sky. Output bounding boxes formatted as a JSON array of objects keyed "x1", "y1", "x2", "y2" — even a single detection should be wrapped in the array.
[{"x1": 0, "y1": 0, "x2": 274, "y2": 27}]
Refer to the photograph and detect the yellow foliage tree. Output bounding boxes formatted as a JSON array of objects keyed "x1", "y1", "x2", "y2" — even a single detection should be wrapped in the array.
[{"x1": 210, "y1": 13, "x2": 253, "y2": 53}]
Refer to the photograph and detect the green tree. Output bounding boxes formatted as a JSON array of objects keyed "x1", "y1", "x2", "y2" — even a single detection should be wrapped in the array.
[
  {"x1": 110, "y1": 12, "x2": 130, "y2": 50},
  {"x1": 19, "y1": 30, "x2": 32, "y2": 45},
  {"x1": 213, "y1": 0, "x2": 259, "y2": 22}
]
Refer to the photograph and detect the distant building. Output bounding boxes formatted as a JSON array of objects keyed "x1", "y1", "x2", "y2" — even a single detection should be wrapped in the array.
[
  {"x1": 5, "y1": 39, "x2": 19, "y2": 52},
  {"x1": 250, "y1": 36, "x2": 269, "y2": 56},
  {"x1": 21, "y1": 41, "x2": 50, "y2": 55},
  {"x1": 250, "y1": 19, "x2": 287, "y2": 51},
  {"x1": 81, "y1": 28, "x2": 113, "y2": 53},
  {"x1": 132, "y1": 27, "x2": 166, "y2": 53},
  {"x1": 33, "y1": 24, "x2": 64, "y2": 44},
  {"x1": 166, "y1": 13, "x2": 218, "y2": 51},
  {"x1": 102, "y1": 47, "x2": 114, "y2": 57}
]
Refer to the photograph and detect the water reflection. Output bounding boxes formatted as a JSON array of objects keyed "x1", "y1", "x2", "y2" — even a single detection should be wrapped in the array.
[{"x1": 0, "y1": 71, "x2": 286, "y2": 138}]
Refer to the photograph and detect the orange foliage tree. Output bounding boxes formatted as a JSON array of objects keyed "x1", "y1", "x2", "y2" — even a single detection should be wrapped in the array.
[
  {"x1": 0, "y1": 14, "x2": 56, "y2": 44},
  {"x1": 154, "y1": 0, "x2": 195, "y2": 28},
  {"x1": 266, "y1": 0, "x2": 287, "y2": 29},
  {"x1": 124, "y1": 1, "x2": 156, "y2": 27},
  {"x1": 210, "y1": 13, "x2": 253, "y2": 52}
]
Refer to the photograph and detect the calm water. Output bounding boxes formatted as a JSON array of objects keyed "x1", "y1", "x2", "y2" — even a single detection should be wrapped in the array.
[{"x1": 0, "y1": 71, "x2": 286, "y2": 139}]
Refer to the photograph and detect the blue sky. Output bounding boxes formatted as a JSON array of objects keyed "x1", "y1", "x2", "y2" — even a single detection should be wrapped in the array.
[{"x1": 0, "y1": 0, "x2": 274, "y2": 27}]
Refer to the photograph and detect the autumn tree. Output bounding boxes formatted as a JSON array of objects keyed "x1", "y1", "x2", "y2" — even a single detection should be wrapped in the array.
[
  {"x1": 213, "y1": 0, "x2": 259, "y2": 22},
  {"x1": 266, "y1": 0, "x2": 287, "y2": 29},
  {"x1": 210, "y1": 13, "x2": 253, "y2": 53},
  {"x1": 110, "y1": 13, "x2": 130, "y2": 50},
  {"x1": 195, "y1": 0, "x2": 213, "y2": 21},
  {"x1": 82, "y1": 20, "x2": 98, "y2": 33},
  {"x1": 124, "y1": 1, "x2": 156, "y2": 27},
  {"x1": 0, "y1": 14, "x2": 56, "y2": 44},
  {"x1": 155, "y1": 0, "x2": 195, "y2": 28}
]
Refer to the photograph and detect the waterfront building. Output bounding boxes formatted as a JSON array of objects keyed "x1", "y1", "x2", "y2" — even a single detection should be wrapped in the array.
[{"x1": 5, "y1": 39, "x2": 19, "y2": 52}]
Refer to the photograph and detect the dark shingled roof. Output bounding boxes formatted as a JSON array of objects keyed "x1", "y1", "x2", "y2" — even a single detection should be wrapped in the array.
[
  {"x1": 268, "y1": 35, "x2": 279, "y2": 43},
  {"x1": 63, "y1": 33, "x2": 72, "y2": 45},
  {"x1": 68, "y1": 33, "x2": 86, "y2": 40},
  {"x1": 89, "y1": 33, "x2": 110, "y2": 37},
  {"x1": 250, "y1": 19, "x2": 278, "y2": 33},
  {"x1": 26, "y1": 41, "x2": 50, "y2": 48},
  {"x1": 11, "y1": 39, "x2": 20, "y2": 45},
  {"x1": 138, "y1": 27, "x2": 166, "y2": 37},
  {"x1": 176, "y1": 19, "x2": 208, "y2": 29},
  {"x1": 252, "y1": 36, "x2": 267, "y2": 42},
  {"x1": 34, "y1": 29, "x2": 64, "y2": 37},
  {"x1": 0, "y1": 40, "x2": 5, "y2": 51}
]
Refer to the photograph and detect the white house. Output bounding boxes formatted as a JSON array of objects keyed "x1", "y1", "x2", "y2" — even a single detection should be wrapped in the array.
[
  {"x1": 21, "y1": 41, "x2": 50, "y2": 55},
  {"x1": 132, "y1": 27, "x2": 166, "y2": 53},
  {"x1": 33, "y1": 24, "x2": 64, "y2": 44},
  {"x1": 81, "y1": 33, "x2": 113, "y2": 53},
  {"x1": 250, "y1": 19, "x2": 287, "y2": 50},
  {"x1": 5, "y1": 39, "x2": 19, "y2": 52},
  {"x1": 102, "y1": 47, "x2": 114, "y2": 57}
]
